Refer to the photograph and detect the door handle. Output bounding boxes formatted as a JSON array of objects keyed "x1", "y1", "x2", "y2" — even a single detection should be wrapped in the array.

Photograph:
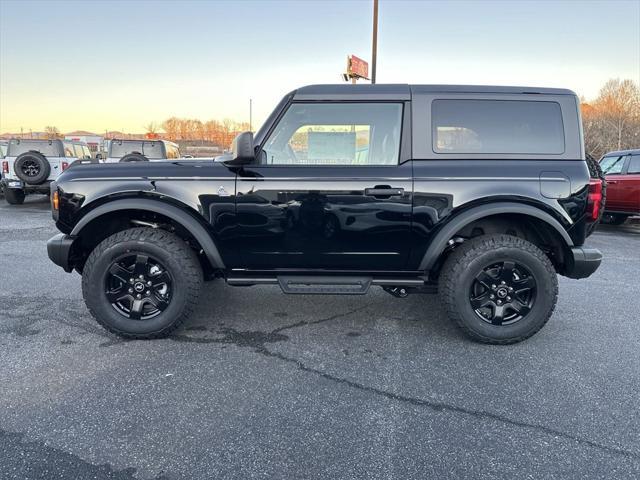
[
  {"x1": 365, "y1": 187, "x2": 404, "y2": 197},
  {"x1": 607, "y1": 180, "x2": 618, "y2": 184}
]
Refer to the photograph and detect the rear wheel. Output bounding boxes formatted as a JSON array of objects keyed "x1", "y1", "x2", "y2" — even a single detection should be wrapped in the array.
[
  {"x1": 439, "y1": 234, "x2": 558, "y2": 344},
  {"x1": 4, "y1": 188, "x2": 25, "y2": 205},
  {"x1": 82, "y1": 227, "x2": 202, "y2": 339},
  {"x1": 601, "y1": 213, "x2": 628, "y2": 225}
]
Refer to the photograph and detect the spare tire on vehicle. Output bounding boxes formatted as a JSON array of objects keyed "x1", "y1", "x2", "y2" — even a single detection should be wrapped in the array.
[
  {"x1": 14, "y1": 151, "x2": 50, "y2": 185},
  {"x1": 585, "y1": 153, "x2": 606, "y2": 237},
  {"x1": 119, "y1": 153, "x2": 149, "y2": 163}
]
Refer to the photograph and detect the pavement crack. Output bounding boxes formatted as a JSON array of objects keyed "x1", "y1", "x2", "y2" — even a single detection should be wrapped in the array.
[
  {"x1": 258, "y1": 348, "x2": 640, "y2": 462},
  {"x1": 271, "y1": 302, "x2": 377, "y2": 334}
]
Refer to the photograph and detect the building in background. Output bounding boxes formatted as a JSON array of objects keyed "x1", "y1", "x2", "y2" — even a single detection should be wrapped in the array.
[{"x1": 64, "y1": 131, "x2": 104, "y2": 154}]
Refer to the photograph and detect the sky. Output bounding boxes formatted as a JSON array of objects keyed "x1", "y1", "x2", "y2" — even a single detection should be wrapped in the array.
[{"x1": 1, "y1": 0, "x2": 639, "y2": 133}]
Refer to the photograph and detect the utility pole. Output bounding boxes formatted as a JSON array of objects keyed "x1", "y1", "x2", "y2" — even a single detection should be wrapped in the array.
[
  {"x1": 371, "y1": 0, "x2": 378, "y2": 84},
  {"x1": 249, "y1": 98, "x2": 253, "y2": 132}
]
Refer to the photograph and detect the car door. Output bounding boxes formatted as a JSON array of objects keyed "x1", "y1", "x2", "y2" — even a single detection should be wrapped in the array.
[
  {"x1": 618, "y1": 154, "x2": 640, "y2": 212},
  {"x1": 600, "y1": 154, "x2": 628, "y2": 212},
  {"x1": 234, "y1": 101, "x2": 413, "y2": 270}
]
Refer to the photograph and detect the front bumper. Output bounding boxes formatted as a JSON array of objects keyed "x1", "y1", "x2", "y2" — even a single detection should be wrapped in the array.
[
  {"x1": 47, "y1": 233, "x2": 77, "y2": 273},
  {"x1": 565, "y1": 246, "x2": 602, "y2": 279}
]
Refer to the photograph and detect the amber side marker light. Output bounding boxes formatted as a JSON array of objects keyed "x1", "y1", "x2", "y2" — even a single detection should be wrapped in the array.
[{"x1": 52, "y1": 191, "x2": 59, "y2": 210}]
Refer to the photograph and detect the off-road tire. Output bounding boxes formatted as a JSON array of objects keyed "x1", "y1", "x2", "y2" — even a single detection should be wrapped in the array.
[
  {"x1": 4, "y1": 188, "x2": 25, "y2": 205},
  {"x1": 119, "y1": 153, "x2": 149, "y2": 163},
  {"x1": 82, "y1": 227, "x2": 202, "y2": 339},
  {"x1": 14, "y1": 151, "x2": 50, "y2": 185},
  {"x1": 585, "y1": 154, "x2": 606, "y2": 237},
  {"x1": 439, "y1": 234, "x2": 558, "y2": 344}
]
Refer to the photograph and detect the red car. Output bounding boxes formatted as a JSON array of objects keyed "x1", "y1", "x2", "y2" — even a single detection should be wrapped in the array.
[{"x1": 599, "y1": 149, "x2": 640, "y2": 224}]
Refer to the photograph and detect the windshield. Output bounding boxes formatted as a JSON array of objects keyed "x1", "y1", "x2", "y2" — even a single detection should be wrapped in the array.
[
  {"x1": 0, "y1": 143, "x2": 6, "y2": 158},
  {"x1": 7, "y1": 139, "x2": 61, "y2": 157},
  {"x1": 599, "y1": 155, "x2": 626, "y2": 174},
  {"x1": 109, "y1": 140, "x2": 165, "y2": 159}
]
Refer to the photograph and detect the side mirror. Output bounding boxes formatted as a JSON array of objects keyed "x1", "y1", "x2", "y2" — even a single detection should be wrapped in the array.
[{"x1": 216, "y1": 131, "x2": 254, "y2": 165}]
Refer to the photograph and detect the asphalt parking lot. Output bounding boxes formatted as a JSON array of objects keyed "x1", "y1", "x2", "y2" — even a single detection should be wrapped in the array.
[{"x1": 1, "y1": 195, "x2": 639, "y2": 479}]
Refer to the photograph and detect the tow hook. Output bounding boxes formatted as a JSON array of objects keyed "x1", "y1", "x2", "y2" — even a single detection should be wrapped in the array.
[{"x1": 383, "y1": 286, "x2": 409, "y2": 298}]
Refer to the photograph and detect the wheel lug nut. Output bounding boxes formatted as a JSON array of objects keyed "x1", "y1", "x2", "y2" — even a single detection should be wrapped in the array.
[
  {"x1": 129, "y1": 278, "x2": 134, "y2": 283},
  {"x1": 489, "y1": 294, "x2": 495, "y2": 299},
  {"x1": 146, "y1": 290, "x2": 150, "y2": 295},
  {"x1": 492, "y1": 284, "x2": 496, "y2": 289},
  {"x1": 501, "y1": 281, "x2": 506, "y2": 285},
  {"x1": 128, "y1": 288, "x2": 133, "y2": 293},
  {"x1": 506, "y1": 296, "x2": 511, "y2": 301},
  {"x1": 139, "y1": 275, "x2": 144, "y2": 279},
  {"x1": 147, "y1": 281, "x2": 152, "y2": 286},
  {"x1": 136, "y1": 294, "x2": 141, "y2": 299},
  {"x1": 497, "y1": 300, "x2": 502, "y2": 305},
  {"x1": 509, "y1": 287, "x2": 513, "y2": 291}
]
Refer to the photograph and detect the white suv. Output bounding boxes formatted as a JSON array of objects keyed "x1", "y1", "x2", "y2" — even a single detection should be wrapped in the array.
[
  {"x1": 1, "y1": 138, "x2": 92, "y2": 205},
  {"x1": 104, "y1": 139, "x2": 181, "y2": 163}
]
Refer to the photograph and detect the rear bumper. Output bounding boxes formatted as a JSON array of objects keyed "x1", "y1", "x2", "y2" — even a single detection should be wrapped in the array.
[
  {"x1": 47, "y1": 233, "x2": 76, "y2": 272},
  {"x1": 1, "y1": 178, "x2": 51, "y2": 193},
  {"x1": 565, "y1": 247, "x2": 602, "y2": 279}
]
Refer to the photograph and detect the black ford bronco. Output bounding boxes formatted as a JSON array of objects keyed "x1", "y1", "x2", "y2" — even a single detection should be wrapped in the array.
[{"x1": 47, "y1": 84, "x2": 604, "y2": 344}]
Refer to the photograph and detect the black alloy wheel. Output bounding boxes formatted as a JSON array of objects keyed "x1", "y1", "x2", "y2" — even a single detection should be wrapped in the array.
[
  {"x1": 105, "y1": 253, "x2": 173, "y2": 320},
  {"x1": 469, "y1": 261, "x2": 536, "y2": 325},
  {"x1": 21, "y1": 159, "x2": 41, "y2": 178}
]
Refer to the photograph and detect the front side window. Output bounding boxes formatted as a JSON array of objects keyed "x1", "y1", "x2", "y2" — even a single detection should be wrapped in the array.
[
  {"x1": 432, "y1": 99, "x2": 565, "y2": 155},
  {"x1": 261, "y1": 102, "x2": 402, "y2": 166},
  {"x1": 599, "y1": 155, "x2": 626, "y2": 175},
  {"x1": 627, "y1": 155, "x2": 640, "y2": 174}
]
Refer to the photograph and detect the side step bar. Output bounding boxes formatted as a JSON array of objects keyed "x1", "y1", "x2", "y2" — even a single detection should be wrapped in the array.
[{"x1": 226, "y1": 275, "x2": 428, "y2": 295}]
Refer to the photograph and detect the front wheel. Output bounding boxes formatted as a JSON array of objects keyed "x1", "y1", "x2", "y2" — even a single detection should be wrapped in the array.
[
  {"x1": 82, "y1": 227, "x2": 203, "y2": 339},
  {"x1": 439, "y1": 234, "x2": 558, "y2": 344}
]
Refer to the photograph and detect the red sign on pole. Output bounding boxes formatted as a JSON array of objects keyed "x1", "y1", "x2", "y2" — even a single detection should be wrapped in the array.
[{"x1": 348, "y1": 55, "x2": 369, "y2": 80}]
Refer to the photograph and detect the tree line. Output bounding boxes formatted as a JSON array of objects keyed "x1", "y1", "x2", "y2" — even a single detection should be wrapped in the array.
[
  {"x1": 157, "y1": 118, "x2": 250, "y2": 148},
  {"x1": 581, "y1": 78, "x2": 639, "y2": 160}
]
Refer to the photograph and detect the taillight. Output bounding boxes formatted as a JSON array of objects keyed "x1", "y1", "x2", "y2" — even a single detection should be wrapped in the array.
[
  {"x1": 61, "y1": 161, "x2": 69, "y2": 171},
  {"x1": 52, "y1": 191, "x2": 59, "y2": 210},
  {"x1": 1, "y1": 161, "x2": 7, "y2": 174},
  {"x1": 587, "y1": 179, "x2": 603, "y2": 221}
]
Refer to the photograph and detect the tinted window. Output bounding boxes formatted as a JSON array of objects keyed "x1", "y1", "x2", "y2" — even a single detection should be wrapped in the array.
[
  {"x1": 262, "y1": 103, "x2": 402, "y2": 165},
  {"x1": 599, "y1": 155, "x2": 626, "y2": 175},
  {"x1": 628, "y1": 155, "x2": 640, "y2": 174},
  {"x1": 7, "y1": 140, "x2": 61, "y2": 157},
  {"x1": 110, "y1": 141, "x2": 143, "y2": 158},
  {"x1": 432, "y1": 99, "x2": 565, "y2": 155},
  {"x1": 82, "y1": 145, "x2": 91, "y2": 158},
  {"x1": 142, "y1": 141, "x2": 165, "y2": 159}
]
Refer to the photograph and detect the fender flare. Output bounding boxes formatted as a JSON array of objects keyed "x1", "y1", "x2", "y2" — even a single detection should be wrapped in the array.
[
  {"x1": 419, "y1": 202, "x2": 574, "y2": 271},
  {"x1": 70, "y1": 198, "x2": 225, "y2": 268}
]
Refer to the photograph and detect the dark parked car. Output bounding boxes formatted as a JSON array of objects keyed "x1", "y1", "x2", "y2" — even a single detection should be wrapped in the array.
[
  {"x1": 47, "y1": 84, "x2": 603, "y2": 344},
  {"x1": 599, "y1": 149, "x2": 640, "y2": 224}
]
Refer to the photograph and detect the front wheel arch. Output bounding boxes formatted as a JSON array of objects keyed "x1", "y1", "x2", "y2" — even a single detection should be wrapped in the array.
[{"x1": 70, "y1": 199, "x2": 225, "y2": 272}]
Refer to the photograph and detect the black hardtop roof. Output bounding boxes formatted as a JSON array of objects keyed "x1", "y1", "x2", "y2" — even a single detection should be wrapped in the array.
[
  {"x1": 602, "y1": 148, "x2": 640, "y2": 157},
  {"x1": 293, "y1": 84, "x2": 577, "y2": 99}
]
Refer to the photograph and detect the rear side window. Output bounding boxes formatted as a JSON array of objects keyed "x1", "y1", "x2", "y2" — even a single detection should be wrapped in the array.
[
  {"x1": 628, "y1": 155, "x2": 640, "y2": 174},
  {"x1": 63, "y1": 142, "x2": 76, "y2": 157},
  {"x1": 432, "y1": 99, "x2": 565, "y2": 155}
]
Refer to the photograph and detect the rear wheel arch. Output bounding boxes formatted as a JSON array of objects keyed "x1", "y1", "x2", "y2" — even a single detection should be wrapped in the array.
[
  {"x1": 422, "y1": 202, "x2": 574, "y2": 277},
  {"x1": 70, "y1": 198, "x2": 225, "y2": 273}
]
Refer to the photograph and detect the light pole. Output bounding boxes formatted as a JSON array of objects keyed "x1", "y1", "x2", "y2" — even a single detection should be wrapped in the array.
[{"x1": 371, "y1": 0, "x2": 378, "y2": 84}]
